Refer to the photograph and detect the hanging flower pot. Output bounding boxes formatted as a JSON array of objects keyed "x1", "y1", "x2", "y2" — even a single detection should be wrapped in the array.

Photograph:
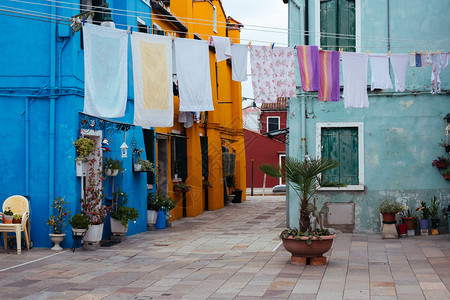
[{"x1": 105, "y1": 169, "x2": 119, "y2": 177}]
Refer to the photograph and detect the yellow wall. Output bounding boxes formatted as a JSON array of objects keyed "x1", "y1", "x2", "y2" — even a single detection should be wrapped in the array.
[{"x1": 152, "y1": 0, "x2": 246, "y2": 221}]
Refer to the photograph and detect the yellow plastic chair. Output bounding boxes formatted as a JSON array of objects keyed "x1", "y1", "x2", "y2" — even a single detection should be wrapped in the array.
[{"x1": 0, "y1": 195, "x2": 30, "y2": 254}]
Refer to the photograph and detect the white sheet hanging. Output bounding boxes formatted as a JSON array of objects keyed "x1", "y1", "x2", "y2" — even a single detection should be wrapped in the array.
[
  {"x1": 174, "y1": 38, "x2": 214, "y2": 112},
  {"x1": 83, "y1": 23, "x2": 128, "y2": 118},
  {"x1": 231, "y1": 44, "x2": 248, "y2": 82},
  {"x1": 342, "y1": 52, "x2": 369, "y2": 108},
  {"x1": 211, "y1": 36, "x2": 232, "y2": 62},
  {"x1": 369, "y1": 54, "x2": 393, "y2": 90},
  {"x1": 389, "y1": 54, "x2": 409, "y2": 92},
  {"x1": 131, "y1": 32, "x2": 174, "y2": 128}
]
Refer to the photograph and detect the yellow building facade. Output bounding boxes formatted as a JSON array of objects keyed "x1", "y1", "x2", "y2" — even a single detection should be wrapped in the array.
[{"x1": 150, "y1": 0, "x2": 246, "y2": 220}]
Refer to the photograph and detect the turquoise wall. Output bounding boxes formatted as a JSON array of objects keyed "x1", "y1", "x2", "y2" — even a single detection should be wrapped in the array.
[
  {"x1": 286, "y1": 0, "x2": 450, "y2": 232},
  {"x1": 0, "y1": 1, "x2": 153, "y2": 247}
]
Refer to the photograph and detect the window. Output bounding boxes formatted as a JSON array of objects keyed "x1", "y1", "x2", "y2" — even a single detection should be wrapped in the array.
[
  {"x1": 267, "y1": 117, "x2": 280, "y2": 132},
  {"x1": 316, "y1": 122, "x2": 364, "y2": 190},
  {"x1": 143, "y1": 129, "x2": 155, "y2": 185},
  {"x1": 152, "y1": 23, "x2": 165, "y2": 36},
  {"x1": 320, "y1": 0, "x2": 356, "y2": 52},
  {"x1": 137, "y1": 17, "x2": 149, "y2": 33},
  {"x1": 171, "y1": 136, "x2": 187, "y2": 179}
]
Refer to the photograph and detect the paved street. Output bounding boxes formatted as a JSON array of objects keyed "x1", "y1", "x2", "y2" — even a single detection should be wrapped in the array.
[{"x1": 0, "y1": 196, "x2": 449, "y2": 299}]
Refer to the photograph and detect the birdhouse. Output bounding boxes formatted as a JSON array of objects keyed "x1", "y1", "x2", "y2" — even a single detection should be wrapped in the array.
[
  {"x1": 446, "y1": 124, "x2": 450, "y2": 136},
  {"x1": 120, "y1": 142, "x2": 128, "y2": 158}
]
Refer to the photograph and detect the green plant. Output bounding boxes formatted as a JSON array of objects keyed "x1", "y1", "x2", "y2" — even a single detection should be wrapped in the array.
[
  {"x1": 68, "y1": 213, "x2": 89, "y2": 230},
  {"x1": 173, "y1": 182, "x2": 191, "y2": 193},
  {"x1": 259, "y1": 157, "x2": 345, "y2": 233},
  {"x1": 104, "y1": 157, "x2": 124, "y2": 173},
  {"x1": 307, "y1": 197, "x2": 329, "y2": 230},
  {"x1": 74, "y1": 137, "x2": 95, "y2": 160},
  {"x1": 225, "y1": 175, "x2": 236, "y2": 194},
  {"x1": 110, "y1": 188, "x2": 139, "y2": 226},
  {"x1": 202, "y1": 180, "x2": 212, "y2": 189},
  {"x1": 378, "y1": 198, "x2": 403, "y2": 213},
  {"x1": 148, "y1": 192, "x2": 175, "y2": 213},
  {"x1": 135, "y1": 157, "x2": 157, "y2": 173},
  {"x1": 279, "y1": 228, "x2": 331, "y2": 245},
  {"x1": 416, "y1": 200, "x2": 431, "y2": 220},
  {"x1": 47, "y1": 196, "x2": 71, "y2": 234},
  {"x1": 429, "y1": 196, "x2": 441, "y2": 219},
  {"x1": 3, "y1": 206, "x2": 13, "y2": 216},
  {"x1": 13, "y1": 213, "x2": 22, "y2": 221}
]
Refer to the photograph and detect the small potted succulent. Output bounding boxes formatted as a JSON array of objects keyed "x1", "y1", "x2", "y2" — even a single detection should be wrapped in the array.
[
  {"x1": 13, "y1": 213, "x2": 22, "y2": 224},
  {"x1": 2, "y1": 207, "x2": 14, "y2": 224}
]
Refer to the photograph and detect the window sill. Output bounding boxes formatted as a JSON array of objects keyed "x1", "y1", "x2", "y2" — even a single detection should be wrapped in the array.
[{"x1": 319, "y1": 185, "x2": 365, "y2": 191}]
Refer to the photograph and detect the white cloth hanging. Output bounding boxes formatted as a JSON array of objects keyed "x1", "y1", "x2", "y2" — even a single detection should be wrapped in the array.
[
  {"x1": 211, "y1": 36, "x2": 232, "y2": 62},
  {"x1": 431, "y1": 53, "x2": 442, "y2": 94},
  {"x1": 440, "y1": 53, "x2": 448, "y2": 69},
  {"x1": 389, "y1": 54, "x2": 409, "y2": 92},
  {"x1": 178, "y1": 112, "x2": 193, "y2": 128},
  {"x1": 131, "y1": 32, "x2": 174, "y2": 128},
  {"x1": 231, "y1": 44, "x2": 248, "y2": 82},
  {"x1": 174, "y1": 38, "x2": 214, "y2": 112},
  {"x1": 342, "y1": 52, "x2": 369, "y2": 108},
  {"x1": 409, "y1": 53, "x2": 416, "y2": 67},
  {"x1": 369, "y1": 54, "x2": 393, "y2": 90},
  {"x1": 83, "y1": 23, "x2": 128, "y2": 118}
]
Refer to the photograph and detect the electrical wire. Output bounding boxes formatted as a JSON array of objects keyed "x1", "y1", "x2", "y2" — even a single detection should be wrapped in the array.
[{"x1": 3, "y1": 0, "x2": 450, "y2": 50}]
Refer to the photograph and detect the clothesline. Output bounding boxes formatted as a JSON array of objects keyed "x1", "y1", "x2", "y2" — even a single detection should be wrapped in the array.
[{"x1": 5, "y1": 0, "x2": 450, "y2": 47}]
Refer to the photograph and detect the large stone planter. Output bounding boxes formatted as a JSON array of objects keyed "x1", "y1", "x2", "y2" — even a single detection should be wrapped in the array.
[
  {"x1": 282, "y1": 234, "x2": 337, "y2": 265},
  {"x1": 83, "y1": 223, "x2": 104, "y2": 244},
  {"x1": 111, "y1": 218, "x2": 128, "y2": 236},
  {"x1": 147, "y1": 210, "x2": 157, "y2": 225}
]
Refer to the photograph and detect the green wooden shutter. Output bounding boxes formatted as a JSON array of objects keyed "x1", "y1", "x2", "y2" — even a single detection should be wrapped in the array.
[
  {"x1": 171, "y1": 137, "x2": 187, "y2": 179},
  {"x1": 322, "y1": 128, "x2": 358, "y2": 185},
  {"x1": 320, "y1": 0, "x2": 338, "y2": 51},
  {"x1": 338, "y1": 0, "x2": 356, "y2": 52},
  {"x1": 143, "y1": 129, "x2": 155, "y2": 184},
  {"x1": 200, "y1": 137, "x2": 209, "y2": 178}
]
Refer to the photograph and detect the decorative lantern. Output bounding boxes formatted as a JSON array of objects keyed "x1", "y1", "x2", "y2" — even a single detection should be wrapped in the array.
[{"x1": 120, "y1": 142, "x2": 128, "y2": 158}]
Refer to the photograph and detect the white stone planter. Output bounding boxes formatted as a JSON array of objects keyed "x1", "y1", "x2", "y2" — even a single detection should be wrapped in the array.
[
  {"x1": 147, "y1": 210, "x2": 157, "y2": 225},
  {"x1": 111, "y1": 218, "x2": 128, "y2": 236},
  {"x1": 72, "y1": 228, "x2": 87, "y2": 236},
  {"x1": 133, "y1": 164, "x2": 142, "y2": 172},
  {"x1": 105, "y1": 169, "x2": 119, "y2": 177},
  {"x1": 83, "y1": 223, "x2": 104, "y2": 243},
  {"x1": 50, "y1": 233, "x2": 66, "y2": 251},
  {"x1": 75, "y1": 158, "x2": 84, "y2": 177}
]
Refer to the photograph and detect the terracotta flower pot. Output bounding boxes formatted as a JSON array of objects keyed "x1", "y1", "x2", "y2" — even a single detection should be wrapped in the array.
[
  {"x1": 381, "y1": 212, "x2": 396, "y2": 223},
  {"x1": 281, "y1": 234, "x2": 337, "y2": 259},
  {"x1": 402, "y1": 217, "x2": 414, "y2": 230}
]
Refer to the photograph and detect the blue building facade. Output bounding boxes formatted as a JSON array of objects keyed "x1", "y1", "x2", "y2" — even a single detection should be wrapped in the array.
[
  {"x1": 283, "y1": 0, "x2": 450, "y2": 232},
  {"x1": 0, "y1": 0, "x2": 157, "y2": 248}
]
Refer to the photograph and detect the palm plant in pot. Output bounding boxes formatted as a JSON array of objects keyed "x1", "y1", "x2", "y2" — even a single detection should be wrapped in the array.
[
  {"x1": 429, "y1": 196, "x2": 441, "y2": 234},
  {"x1": 416, "y1": 200, "x2": 431, "y2": 233},
  {"x1": 259, "y1": 157, "x2": 345, "y2": 265}
]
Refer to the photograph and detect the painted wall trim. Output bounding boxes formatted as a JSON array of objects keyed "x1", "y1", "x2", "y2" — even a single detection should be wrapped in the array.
[{"x1": 315, "y1": 122, "x2": 365, "y2": 191}]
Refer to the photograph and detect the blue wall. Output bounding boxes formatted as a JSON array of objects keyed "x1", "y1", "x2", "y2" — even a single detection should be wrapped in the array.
[
  {"x1": 286, "y1": 0, "x2": 450, "y2": 232},
  {"x1": 0, "y1": 0, "x2": 153, "y2": 248}
]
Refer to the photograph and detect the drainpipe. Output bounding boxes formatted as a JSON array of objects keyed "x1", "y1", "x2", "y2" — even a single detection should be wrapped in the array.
[
  {"x1": 387, "y1": 0, "x2": 390, "y2": 51},
  {"x1": 25, "y1": 97, "x2": 30, "y2": 196},
  {"x1": 301, "y1": 94, "x2": 307, "y2": 158},
  {"x1": 49, "y1": 4, "x2": 57, "y2": 224}
]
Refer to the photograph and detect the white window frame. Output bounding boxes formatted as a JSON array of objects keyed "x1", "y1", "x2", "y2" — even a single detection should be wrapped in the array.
[
  {"x1": 316, "y1": 0, "x2": 361, "y2": 53},
  {"x1": 315, "y1": 122, "x2": 364, "y2": 191},
  {"x1": 212, "y1": 4, "x2": 217, "y2": 33},
  {"x1": 278, "y1": 154, "x2": 286, "y2": 185},
  {"x1": 267, "y1": 116, "x2": 280, "y2": 132},
  {"x1": 152, "y1": 22, "x2": 165, "y2": 36},
  {"x1": 141, "y1": 0, "x2": 151, "y2": 8}
]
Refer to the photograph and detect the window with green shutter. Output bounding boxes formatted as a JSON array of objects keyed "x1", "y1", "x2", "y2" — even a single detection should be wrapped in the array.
[
  {"x1": 321, "y1": 127, "x2": 358, "y2": 185},
  {"x1": 320, "y1": 0, "x2": 356, "y2": 52},
  {"x1": 200, "y1": 137, "x2": 209, "y2": 178},
  {"x1": 171, "y1": 137, "x2": 187, "y2": 179}
]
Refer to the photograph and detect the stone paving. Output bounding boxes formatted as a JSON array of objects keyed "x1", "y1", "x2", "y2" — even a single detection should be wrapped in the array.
[{"x1": 0, "y1": 196, "x2": 449, "y2": 299}]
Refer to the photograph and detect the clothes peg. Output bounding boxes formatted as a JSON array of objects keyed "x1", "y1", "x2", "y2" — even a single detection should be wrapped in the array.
[
  {"x1": 127, "y1": 26, "x2": 130, "y2": 34},
  {"x1": 82, "y1": 17, "x2": 85, "y2": 26},
  {"x1": 208, "y1": 36, "x2": 213, "y2": 45},
  {"x1": 319, "y1": 47, "x2": 322, "y2": 51},
  {"x1": 130, "y1": 27, "x2": 133, "y2": 35},
  {"x1": 388, "y1": 50, "x2": 391, "y2": 56},
  {"x1": 414, "y1": 51, "x2": 417, "y2": 54},
  {"x1": 339, "y1": 48, "x2": 343, "y2": 54},
  {"x1": 248, "y1": 41, "x2": 252, "y2": 49},
  {"x1": 271, "y1": 43, "x2": 275, "y2": 49},
  {"x1": 366, "y1": 50, "x2": 370, "y2": 55},
  {"x1": 419, "y1": 51, "x2": 423, "y2": 54}
]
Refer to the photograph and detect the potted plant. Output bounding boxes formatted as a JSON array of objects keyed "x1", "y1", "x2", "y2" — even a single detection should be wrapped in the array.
[
  {"x1": 259, "y1": 157, "x2": 346, "y2": 265},
  {"x1": 202, "y1": 180, "x2": 212, "y2": 189},
  {"x1": 82, "y1": 148, "x2": 108, "y2": 245},
  {"x1": 432, "y1": 156, "x2": 450, "y2": 179},
  {"x1": 429, "y1": 196, "x2": 441, "y2": 234},
  {"x1": 103, "y1": 157, "x2": 124, "y2": 177},
  {"x1": 74, "y1": 137, "x2": 95, "y2": 177},
  {"x1": 154, "y1": 193, "x2": 176, "y2": 229},
  {"x1": 69, "y1": 214, "x2": 89, "y2": 236},
  {"x1": 173, "y1": 182, "x2": 191, "y2": 193},
  {"x1": 47, "y1": 196, "x2": 71, "y2": 251},
  {"x1": 225, "y1": 175, "x2": 236, "y2": 204},
  {"x1": 147, "y1": 192, "x2": 159, "y2": 226},
  {"x1": 2, "y1": 206, "x2": 14, "y2": 224},
  {"x1": 134, "y1": 157, "x2": 156, "y2": 173},
  {"x1": 110, "y1": 188, "x2": 139, "y2": 237},
  {"x1": 400, "y1": 207, "x2": 415, "y2": 231},
  {"x1": 416, "y1": 200, "x2": 431, "y2": 233},
  {"x1": 13, "y1": 213, "x2": 22, "y2": 224},
  {"x1": 378, "y1": 198, "x2": 403, "y2": 223}
]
